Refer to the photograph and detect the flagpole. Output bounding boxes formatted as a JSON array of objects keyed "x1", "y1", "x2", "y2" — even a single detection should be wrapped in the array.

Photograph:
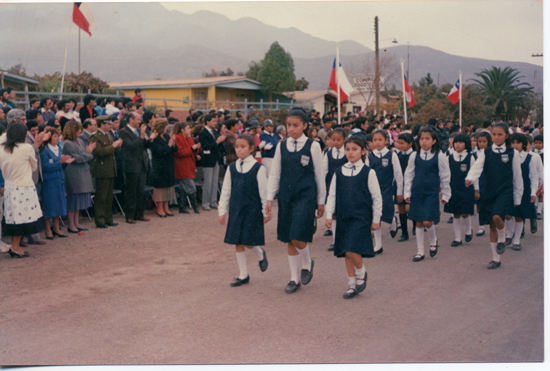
[
  {"x1": 336, "y1": 46, "x2": 341, "y2": 126},
  {"x1": 401, "y1": 60, "x2": 407, "y2": 126},
  {"x1": 459, "y1": 71, "x2": 462, "y2": 129},
  {"x1": 60, "y1": 22, "x2": 72, "y2": 100},
  {"x1": 78, "y1": 28, "x2": 81, "y2": 74}
]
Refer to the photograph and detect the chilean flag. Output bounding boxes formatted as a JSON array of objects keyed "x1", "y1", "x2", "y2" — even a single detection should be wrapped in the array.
[
  {"x1": 73, "y1": 3, "x2": 97, "y2": 36},
  {"x1": 329, "y1": 59, "x2": 354, "y2": 102},
  {"x1": 448, "y1": 79, "x2": 461, "y2": 104},
  {"x1": 404, "y1": 75, "x2": 415, "y2": 107}
]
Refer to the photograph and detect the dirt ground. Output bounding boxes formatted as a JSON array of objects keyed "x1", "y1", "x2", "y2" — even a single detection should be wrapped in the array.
[{"x1": 0, "y1": 201, "x2": 545, "y2": 365}]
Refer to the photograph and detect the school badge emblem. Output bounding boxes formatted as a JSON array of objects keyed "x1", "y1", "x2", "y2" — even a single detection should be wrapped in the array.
[
  {"x1": 501, "y1": 154, "x2": 509, "y2": 163},
  {"x1": 382, "y1": 158, "x2": 389, "y2": 167},
  {"x1": 460, "y1": 164, "x2": 467, "y2": 172},
  {"x1": 301, "y1": 155, "x2": 310, "y2": 166}
]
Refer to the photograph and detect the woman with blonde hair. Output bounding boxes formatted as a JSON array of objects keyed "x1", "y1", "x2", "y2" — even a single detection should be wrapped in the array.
[{"x1": 150, "y1": 118, "x2": 178, "y2": 217}]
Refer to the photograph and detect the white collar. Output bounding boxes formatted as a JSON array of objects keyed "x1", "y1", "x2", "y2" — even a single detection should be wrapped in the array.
[
  {"x1": 345, "y1": 159, "x2": 364, "y2": 168},
  {"x1": 373, "y1": 147, "x2": 388, "y2": 156},
  {"x1": 401, "y1": 148, "x2": 413, "y2": 155},
  {"x1": 492, "y1": 144, "x2": 506, "y2": 151},
  {"x1": 237, "y1": 155, "x2": 255, "y2": 165},
  {"x1": 333, "y1": 146, "x2": 344, "y2": 153},
  {"x1": 420, "y1": 148, "x2": 432, "y2": 157},
  {"x1": 289, "y1": 134, "x2": 307, "y2": 143}
]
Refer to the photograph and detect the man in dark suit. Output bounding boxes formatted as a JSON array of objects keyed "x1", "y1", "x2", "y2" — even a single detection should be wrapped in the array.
[
  {"x1": 198, "y1": 114, "x2": 226, "y2": 210},
  {"x1": 90, "y1": 116, "x2": 123, "y2": 228},
  {"x1": 119, "y1": 111, "x2": 155, "y2": 224},
  {"x1": 79, "y1": 94, "x2": 98, "y2": 122},
  {"x1": 79, "y1": 118, "x2": 97, "y2": 147}
]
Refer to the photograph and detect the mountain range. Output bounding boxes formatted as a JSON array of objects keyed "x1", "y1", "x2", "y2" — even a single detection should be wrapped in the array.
[{"x1": 0, "y1": 2, "x2": 542, "y2": 92}]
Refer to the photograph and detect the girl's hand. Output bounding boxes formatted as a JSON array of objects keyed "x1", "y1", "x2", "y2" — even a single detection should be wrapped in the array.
[
  {"x1": 441, "y1": 198, "x2": 447, "y2": 205},
  {"x1": 465, "y1": 180, "x2": 473, "y2": 187},
  {"x1": 536, "y1": 183, "x2": 543, "y2": 196},
  {"x1": 263, "y1": 215, "x2": 272, "y2": 224},
  {"x1": 475, "y1": 190, "x2": 480, "y2": 200},
  {"x1": 86, "y1": 141, "x2": 96, "y2": 153},
  {"x1": 266, "y1": 200, "x2": 272, "y2": 217},
  {"x1": 316, "y1": 205, "x2": 325, "y2": 218},
  {"x1": 219, "y1": 215, "x2": 226, "y2": 225},
  {"x1": 531, "y1": 195, "x2": 537, "y2": 203},
  {"x1": 325, "y1": 219, "x2": 332, "y2": 229},
  {"x1": 371, "y1": 223, "x2": 380, "y2": 230},
  {"x1": 405, "y1": 198, "x2": 411, "y2": 204},
  {"x1": 396, "y1": 195, "x2": 404, "y2": 203}
]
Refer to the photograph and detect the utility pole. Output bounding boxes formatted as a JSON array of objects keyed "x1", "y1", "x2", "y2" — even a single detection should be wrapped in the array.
[{"x1": 375, "y1": 16, "x2": 380, "y2": 115}]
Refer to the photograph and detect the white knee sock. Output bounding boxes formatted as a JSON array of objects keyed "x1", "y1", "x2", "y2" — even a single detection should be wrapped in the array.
[
  {"x1": 236, "y1": 251, "x2": 248, "y2": 279},
  {"x1": 464, "y1": 216, "x2": 472, "y2": 235},
  {"x1": 426, "y1": 225, "x2": 437, "y2": 247},
  {"x1": 453, "y1": 217, "x2": 463, "y2": 241},
  {"x1": 497, "y1": 227, "x2": 506, "y2": 243},
  {"x1": 537, "y1": 202, "x2": 543, "y2": 213},
  {"x1": 288, "y1": 255, "x2": 301, "y2": 283},
  {"x1": 332, "y1": 220, "x2": 336, "y2": 244},
  {"x1": 348, "y1": 276, "x2": 357, "y2": 289},
  {"x1": 355, "y1": 265, "x2": 366, "y2": 278},
  {"x1": 513, "y1": 221, "x2": 523, "y2": 245},
  {"x1": 505, "y1": 218, "x2": 515, "y2": 238},
  {"x1": 416, "y1": 227, "x2": 425, "y2": 256},
  {"x1": 373, "y1": 228, "x2": 382, "y2": 251},
  {"x1": 490, "y1": 242, "x2": 500, "y2": 262},
  {"x1": 297, "y1": 243, "x2": 312, "y2": 271},
  {"x1": 251, "y1": 246, "x2": 264, "y2": 261}
]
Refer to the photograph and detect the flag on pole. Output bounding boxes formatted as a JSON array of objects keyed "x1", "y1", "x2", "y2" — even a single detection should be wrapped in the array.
[
  {"x1": 448, "y1": 79, "x2": 461, "y2": 104},
  {"x1": 73, "y1": 2, "x2": 97, "y2": 36},
  {"x1": 329, "y1": 58, "x2": 354, "y2": 102},
  {"x1": 404, "y1": 75, "x2": 415, "y2": 107}
]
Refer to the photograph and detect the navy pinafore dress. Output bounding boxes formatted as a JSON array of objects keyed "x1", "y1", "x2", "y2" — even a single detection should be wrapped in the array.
[
  {"x1": 369, "y1": 151, "x2": 394, "y2": 224},
  {"x1": 408, "y1": 152, "x2": 441, "y2": 223},
  {"x1": 444, "y1": 152, "x2": 475, "y2": 215},
  {"x1": 333, "y1": 165, "x2": 375, "y2": 258},
  {"x1": 394, "y1": 151, "x2": 411, "y2": 205},
  {"x1": 510, "y1": 153, "x2": 536, "y2": 220},
  {"x1": 224, "y1": 161, "x2": 265, "y2": 246},
  {"x1": 277, "y1": 139, "x2": 318, "y2": 243},
  {"x1": 325, "y1": 148, "x2": 347, "y2": 203},
  {"x1": 478, "y1": 147, "x2": 514, "y2": 225}
]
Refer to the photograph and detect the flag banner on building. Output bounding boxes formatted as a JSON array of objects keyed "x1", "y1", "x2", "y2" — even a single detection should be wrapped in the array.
[
  {"x1": 404, "y1": 75, "x2": 415, "y2": 107},
  {"x1": 329, "y1": 58, "x2": 354, "y2": 102},
  {"x1": 73, "y1": 2, "x2": 97, "y2": 36},
  {"x1": 448, "y1": 79, "x2": 461, "y2": 104}
]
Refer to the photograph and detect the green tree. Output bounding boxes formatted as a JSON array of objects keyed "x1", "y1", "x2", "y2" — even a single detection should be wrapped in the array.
[
  {"x1": 471, "y1": 66, "x2": 533, "y2": 121},
  {"x1": 219, "y1": 68, "x2": 234, "y2": 77},
  {"x1": 256, "y1": 41, "x2": 296, "y2": 97},
  {"x1": 294, "y1": 77, "x2": 309, "y2": 91},
  {"x1": 245, "y1": 61, "x2": 261, "y2": 81},
  {"x1": 29, "y1": 71, "x2": 115, "y2": 94}
]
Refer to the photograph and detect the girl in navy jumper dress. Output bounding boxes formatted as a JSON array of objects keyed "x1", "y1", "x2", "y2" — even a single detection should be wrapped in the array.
[
  {"x1": 474, "y1": 132, "x2": 492, "y2": 236},
  {"x1": 444, "y1": 134, "x2": 479, "y2": 246},
  {"x1": 404, "y1": 127, "x2": 451, "y2": 262},
  {"x1": 219, "y1": 135, "x2": 270, "y2": 287},
  {"x1": 395, "y1": 133, "x2": 415, "y2": 241},
  {"x1": 266, "y1": 108, "x2": 326, "y2": 294},
  {"x1": 325, "y1": 136, "x2": 382, "y2": 299},
  {"x1": 367, "y1": 130, "x2": 403, "y2": 254},
  {"x1": 466, "y1": 123, "x2": 523, "y2": 269},
  {"x1": 322, "y1": 128, "x2": 347, "y2": 250},
  {"x1": 503, "y1": 133, "x2": 538, "y2": 251}
]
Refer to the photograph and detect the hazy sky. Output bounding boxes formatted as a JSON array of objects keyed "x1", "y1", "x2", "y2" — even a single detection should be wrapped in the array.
[{"x1": 162, "y1": 0, "x2": 544, "y2": 66}]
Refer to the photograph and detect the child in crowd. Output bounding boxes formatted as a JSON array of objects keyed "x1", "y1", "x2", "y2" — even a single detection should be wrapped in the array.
[
  {"x1": 219, "y1": 134, "x2": 270, "y2": 286},
  {"x1": 365, "y1": 133, "x2": 374, "y2": 155},
  {"x1": 404, "y1": 127, "x2": 451, "y2": 262},
  {"x1": 445, "y1": 132, "x2": 459, "y2": 224},
  {"x1": 444, "y1": 134, "x2": 478, "y2": 246},
  {"x1": 266, "y1": 108, "x2": 325, "y2": 294},
  {"x1": 503, "y1": 134, "x2": 538, "y2": 250},
  {"x1": 322, "y1": 128, "x2": 347, "y2": 250},
  {"x1": 526, "y1": 135, "x2": 543, "y2": 230},
  {"x1": 395, "y1": 133, "x2": 415, "y2": 241},
  {"x1": 533, "y1": 135, "x2": 544, "y2": 218},
  {"x1": 474, "y1": 131, "x2": 492, "y2": 236},
  {"x1": 470, "y1": 133, "x2": 478, "y2": 154},
  {"x1": 325, "y1": 135, "x2": 382, "y2": 299},
  {"x1": 367, "y1": 130, "x2": 403, "y2": 253},
  {"x1": 466, "y1": 122, "x2": 523, "y2": 269}
]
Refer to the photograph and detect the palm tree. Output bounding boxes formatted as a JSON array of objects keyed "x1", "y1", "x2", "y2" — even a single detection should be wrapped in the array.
[{"x1": 471, "y1": 66, "x2": 533, "y2": 121}]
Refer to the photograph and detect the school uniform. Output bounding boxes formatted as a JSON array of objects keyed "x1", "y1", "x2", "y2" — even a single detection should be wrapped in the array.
[
  {"x1": 395, "y1": 148, "x2": 413, "y2": 206},
  {"x1": 444, "y1": 151, "x2": 478, "y2": 215},
  {"x1": 404, "y1": 149, "x2": 451, "y2": 223},
  {"x1": 534, "y1": 148, "x2": 543, "y2": 164},
  {"x1": 322, "y1": 146, "x2": 347, "y2": 202},
  {"x1": 509, "y1": 151, "x2": 538, "y2": 220},
  {"x1": 465, "y1": 144, "x2": 523, "y2": 226},
  {"x1": 219, "y1": 155, "x2": 267, "y2": 246},
  {"x1": 367, "y1": 148, "x2": 403, "y2": 223},
  {"x1": 267, "y1": 134, "x2": 325, "y2": 243},
  {"x1": 325, "y1": 160, "x2": 382, "y2": 258}
]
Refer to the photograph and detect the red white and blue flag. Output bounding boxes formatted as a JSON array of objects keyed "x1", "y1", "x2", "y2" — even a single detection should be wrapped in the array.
[
  {"x1": 448, "y1": 79, "x2": 461, "y2": 104},
  {"x1": 404, "y1": 75, "x2": 415, "y2": 107},
  {"x1": 329, "y1": 59, "x2": 354, "y2": 102},
  {"x1": 73, "y1": 2, "x2": 97, "y2": 36}
]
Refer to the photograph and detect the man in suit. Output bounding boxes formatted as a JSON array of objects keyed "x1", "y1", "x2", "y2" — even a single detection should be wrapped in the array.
[
  {"x1": 119, "y1": 111, "x2": 155, "y2": 224},
  {"x1": 90, "y1": 115, "x2": 123, "y2": 228},
  {"x1": 79, "y1": 118, "x2": 97, "y2": 147},
  {"x1": 79, "y1": 94, "x2": 98, "y2": 122},
  {"x1": 198, "y1": 114, "x2": 226, "y2": 210}
]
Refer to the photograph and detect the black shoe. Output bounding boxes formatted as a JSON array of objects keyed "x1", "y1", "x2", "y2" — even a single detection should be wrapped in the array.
[
  {"x1": 165, "y1": 213, "x2": 174, "y2": 217},
  {"x1": 8, "y1": 249, "x2": 30, "y2": 258},
  {"x1": 451, "y1": 240, "x2": 462, "y2": 247},
  {"x1": 96, "y1": 224, "x2": 108, "y2": 228},
  {"x1": 323, "y1": 229, "x2": 332, "y2": 236},
  {"x1": 258, "y1": 248, "x2": 268, "y2": 272},
  {"x1": 156, "y1": 212, "x2": 168, "y2": 218},
  {"x1": 398, "y1": 234, "x2": 409, "y2": 242},
  {"x1": 511, "y1": 243, "x2": 522, "y2": 251},
  {"x1": 465, "y1": 231, "x2": 473, "y2": 242},
  {"x1": 536, "y1": 212, "x2": 542, "y2": 220},
  {"x1": 447, "y1": 216, "x2": 454, "y2": 224},
  {"x1": 476, "y1": 228, "x2": 485, "y2": 236},
  {"x1": 106, "y1": 222, "x2": 118, "y2": 227},
  {"x1": 412, "y1": 227, "x2": 416, "y2": 236},
  {"x1": 497, "y1": 242, "x2": 506, "y2": 255},
  {"x1": 68, "y1": 228, "x2": 80, "y2": 234},
  {"x1": 390, "y1": 216, "x2": 398, "y2": 238},
  {"x1": 521, "y1": 226, "x2": 525, "y2": 238},
  {"x1": 374, "y1": 247, "x2": 383, "y2": 255},
  {"x1": 429, "y1": 246, "x2": 438, "y2": 257},
  {"x1": 487, "y1": 261, "x2": 501, "y2": 269},
  {"x1": 45, "y1": 234, "x2": 54, "y2": 240},
  {"x1": 530, "y1": 219, "x2": 537, "y2": 234},
  {"x1": 327, "y1": 244, "x2": 335, "y2": 251},
  {"x1": 230, "y1": 276, "x2": 250, "y2": 287},
  {"x1": 285, "y1": 280, "x2": 301, "y2": 294},
  {"x1": 356, "y1": 272, "x2": 367, "y2": 293},
  {"x1": 505, "y1": 237, "x2": 513, "y2": 246},
  {"x1": 77, "y1": 227, "x2": 89, "y2": 231},
  {"x1": 343, "y1": 287, "x2": 358, "y2": 299},
  {"x1": 52, "y1": 231, "x2": 68, "y2": 238},
  {"x1": 179, "y1": 207, "x2": 190, "y2": 214},
  {"x1": 301, "y1": 260, "x2": 314, "y2": 285},
  {"x1": 412, "y1": 254, "x2": 424, "y2": 262}
]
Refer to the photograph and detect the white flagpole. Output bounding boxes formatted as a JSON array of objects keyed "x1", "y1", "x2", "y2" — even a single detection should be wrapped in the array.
[
  {"x1": 60, "y1": 22, "x2": 72, "y2": 100},
  {"x1": 401, "y1": 60, "x2": 407, "y2": 126},
  {"x1": 459, "y1": 71, "x2": 462, "y2": 129},
  {"x1": 336, "y1": 46, "x2": 341, "y2": 126}
]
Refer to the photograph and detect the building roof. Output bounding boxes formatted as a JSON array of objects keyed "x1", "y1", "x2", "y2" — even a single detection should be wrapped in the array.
[
  {"x1": 283, "y1": 90, "x2": 337, "y2": 102},
  {"x1": 109, "y1": 76, "x2": 261, "y2": 91},
  {"x1": 0, "y1": 70, "x2": 40, "y2": 86}
]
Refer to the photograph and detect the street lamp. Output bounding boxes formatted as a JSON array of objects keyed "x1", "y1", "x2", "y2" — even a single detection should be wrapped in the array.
[{"x1": 375, "y1": 16, "x2": 398, "y2": 115}]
